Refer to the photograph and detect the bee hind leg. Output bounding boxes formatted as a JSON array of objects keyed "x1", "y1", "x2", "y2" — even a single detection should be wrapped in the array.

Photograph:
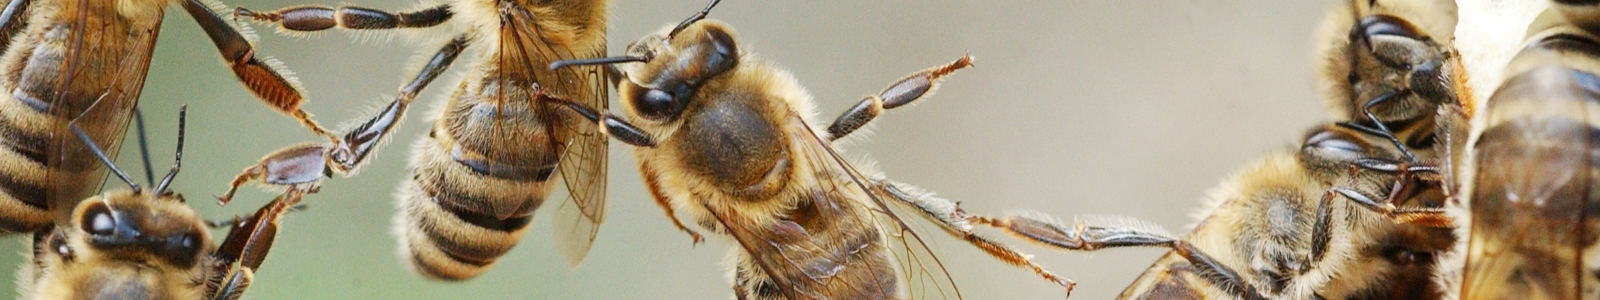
[
  {"x1": 178, "y1": 0, "x2": 337, "y2": 140},
  {"x1": 216, "y1": 144, "x2": 331, "y2": 205},
  {"x1": 220, "y1": 36, "x2": 468, "y2": 204},
  {"x1": 875, "y1": 181, "x2": 1075, "y2": 294},
  {"x1": 234, "y1": 3, "x2": 452, "y2": 32},
  {"x1": 971, "y1": 211, "x2": 1268, "y2": 300},
  {"x1": 329, "y1": 35, "x2": 468, "y2": 171}
]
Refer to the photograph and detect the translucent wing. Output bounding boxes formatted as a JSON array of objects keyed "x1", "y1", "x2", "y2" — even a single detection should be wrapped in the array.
[
  {"x1": 801, "y1": 116, "x2": 963, "y2": 299},
  {"x1": 501, "y1": 7, "x2": 610, "y2": 267},
  {"x1": 44, "y1": 0, "x2": 151, "y2": 223},
  {"x1": 704, "y1": 115, "x2": 960, "y2": 299},
  {"x1": 1462, "y1": 64, "x2": 1599, "y2": 299}
]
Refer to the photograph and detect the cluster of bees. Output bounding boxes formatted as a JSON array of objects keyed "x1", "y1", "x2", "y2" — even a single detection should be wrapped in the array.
[{"x1": 0, "y1": 0, "x2": 1593, "y2": 299}]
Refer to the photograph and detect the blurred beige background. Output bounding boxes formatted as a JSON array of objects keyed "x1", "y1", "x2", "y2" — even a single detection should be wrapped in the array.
[{"x1": 0, "y1": 0, "x2": 1338, "y2": 299}]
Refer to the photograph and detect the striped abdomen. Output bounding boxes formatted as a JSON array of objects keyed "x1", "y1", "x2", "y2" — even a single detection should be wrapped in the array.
[
  {"x1": 728, "y1": 189, "x2": 897, "y2": 300},
  {"x1": 0, "y1": 1, "x2": 155, "y2": 233},
  {"x1": 394, "y1": 75, "x2": 574, "y2": 280},
  {"x1": 1460, "y1": 30, "x2": 1600, "y2": 300}
]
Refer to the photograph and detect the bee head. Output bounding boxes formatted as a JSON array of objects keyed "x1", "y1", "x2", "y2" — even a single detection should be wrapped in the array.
[{"x1": 69, "y1": 190, "x2": 212, "y2": 270}]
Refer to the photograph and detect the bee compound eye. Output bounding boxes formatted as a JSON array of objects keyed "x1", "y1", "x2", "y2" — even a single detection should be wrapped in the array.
[
  {"x1": 1305, "y1": 131, "x2": 1363, "y2": 154},
  {"x1": 1361, "y1": 15, "x2": 1421, "y2": 40},
  {"x1": 703, "y1": 28, "x2": 738, "y2": 75},
  {"x1": 81, "y1": 204, "x2": 116, "y2": 237},
  {"x1": 635, "y1": 88, "x2": 683, "y2": 120}
]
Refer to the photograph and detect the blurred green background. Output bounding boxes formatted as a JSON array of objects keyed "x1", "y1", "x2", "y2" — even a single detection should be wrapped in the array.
[{"x1": 0, "y1": 0, "x2": 1337, "y2": 299}]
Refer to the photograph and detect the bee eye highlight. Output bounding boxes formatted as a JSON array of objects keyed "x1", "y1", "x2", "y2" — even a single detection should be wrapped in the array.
[
  {"x1": 1360, "y1": 15, "x2": 1421, "y2": 40},
  {"x1": 1305, "y1": 131, "x2": 1363, "y2": 154},
  {"x1": 81, "y1": 204, "x2": 116, "y2": 237}
]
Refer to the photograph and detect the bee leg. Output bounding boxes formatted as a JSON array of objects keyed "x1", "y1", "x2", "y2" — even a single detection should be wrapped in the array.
[
  {"x1": 1330, "y1": 187, "x2": 1453, "y2": 227},
  {"x1": 235, "y1": 4, "x2": 452, "y2": 32},
  {"x1": 551, "y1": 97, "x2": 657, "y2": 147},
  {"x1": 0, "y1": 0, "x2": 28, "y2": 54},
  {"x1": 327, "y1": 35, "x2": 467, "y2": 171},
  {"x1": 209, "y1": 269, "x2": 253, "y2": 300},
  {"x1": 178, "y1": 0, "x2": 335, "y2": 141},
  {"x1": 826, "y1": 54, "x2": 974, "y2": 140},
  {"x1": 216, "y1": 144, "x2": 331, "y2": 205},
  {"x1": 1336, "y1": 91, "x2": 1420, "y2": 161},
  {"x1": 876, "y1": 181, "x2": 1076, "y2": 293},
  {"x1": 207, "y1": 203, "x2": 308, "y2": 229},
  {"x1": 212, "y1": 191, "x2": 304, "y2": 293},
  {"x1": 221, "y1": 35, "x2": 464, "y2": 204},
  {"x1": 642, "y1": 170, "x2": 704, "y2": 244},
  {"x1": 971, "y1": 212, "x2": 1266, "y2": 300},
  {"x1": 1340, "y1": 158, "x2": 1453, "y2": 227}
]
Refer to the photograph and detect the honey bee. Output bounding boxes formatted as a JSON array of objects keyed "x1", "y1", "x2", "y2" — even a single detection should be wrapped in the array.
[
  {"x1": 22, "y1": 106, "x2": 302, "y2": 300},
  {"x1": 968, "y1": 123, "x2": 1456, "y2": 299},
  {"x1": 1312, "y1": 0, "x2": 1461, "y2": 162},
  {"x1": 545, "y1": 1, "x2": 1076, "y2": 298},
  {"x1": 0, "y1": 0, "x2": 336, "y2": 234},
  {"x1": 223, "y1": 0, "x2": 613, "y2": 279},
  {"x1": 1443, "y1": 5, "x2": 1600, "y2": 299},
  {"x1": 954, "y1": 1, "x2": 1470, "y2": 297}
]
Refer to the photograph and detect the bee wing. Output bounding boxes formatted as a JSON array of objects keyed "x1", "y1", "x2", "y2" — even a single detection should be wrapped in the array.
[
  {"x1": 1463, "y1": 65, "x2": 1600, "y2": 298},
  {"x1": 44, "y1": 0, "x2": 151, "y2": 223},
  {"x1": 549, "y1": 55, "x2": 609, "y2": 268},
  {"x1": 703, "y1": 116, "x2": 960, "y2": 299},
  {"x1": 1118, "y1": 251, "x2": 1221, "y2": 299},
  {"x1": 801, "y1": 116, "x2": 962, "y2": 299},
  {"x1": 501, "y1": 7, "x2": 610, "y2": 267}
]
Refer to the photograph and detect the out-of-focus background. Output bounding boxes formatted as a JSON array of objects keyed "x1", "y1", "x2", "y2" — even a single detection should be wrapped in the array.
[{"x1": 0, "y1": 1, "x2": 1336, "y2": 299}]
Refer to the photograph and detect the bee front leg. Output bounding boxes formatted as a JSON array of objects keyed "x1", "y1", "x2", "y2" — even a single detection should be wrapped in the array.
[
  {"x1": 178, "y1": 0, "x2": 335, "y2": 140},
  {"x1": 552, "y1": 97, "x2": 657, "y2": 147},
  {"x1": 1336, "y1": 92, "x2": 1421, "y2": 162},
  {"x1": 209, "y1": 191, "x2": 304, "y2": 300},
  {"x1": 1329, "y1": 187, "x2": 1453, "y2": 227},
  {"x1": 1328, "y1": 158, "x2": 1454, "y2": 227},
  {"x1": 235, "y1": 3, "x2": 452, "y2": 32},
  {"x1": 827, "y1": 54, "x2": 973, "y2": 140}
]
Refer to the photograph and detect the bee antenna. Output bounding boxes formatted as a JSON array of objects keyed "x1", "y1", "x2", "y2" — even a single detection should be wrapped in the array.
[
  {"x1": 133, "y1": 107, "x2": 156, "y2": 187},
  {"x1": 668, "y1": 0, "x2": 721, "y2": 39},
  {"x1": 71, "y1": 121, "x2": 140, "y2": 192},
  {"x1": 154, "y1": 105, "x2": 186, "y2": 195},
  {"x1": 549, "y1": 56, "x2": 649, "y2": 70}
]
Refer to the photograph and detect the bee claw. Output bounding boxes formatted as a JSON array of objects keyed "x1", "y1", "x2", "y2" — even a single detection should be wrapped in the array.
[{"x1": 688, "y1": 231, "x2": 706, "y2": 245}]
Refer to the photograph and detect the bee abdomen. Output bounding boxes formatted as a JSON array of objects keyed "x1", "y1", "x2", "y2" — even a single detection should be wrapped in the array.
[
  {"x1": 394, "y1": 133, "x2": 556, "y2": 280},
  {"x1": 0, "y1": 92, "x2": 52, "y2": 233}
]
